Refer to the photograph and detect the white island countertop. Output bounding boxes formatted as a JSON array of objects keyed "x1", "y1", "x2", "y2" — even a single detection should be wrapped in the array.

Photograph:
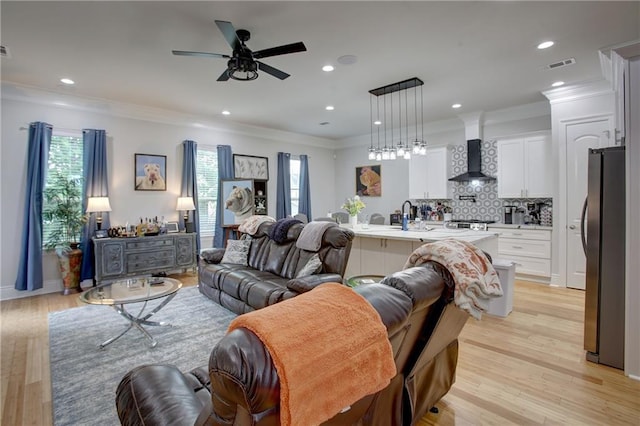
[{"x1": 342, "y1": 224, "x2": 498, "y2": 245}]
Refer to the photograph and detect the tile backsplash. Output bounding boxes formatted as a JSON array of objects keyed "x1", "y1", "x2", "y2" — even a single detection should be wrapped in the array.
[{"x1": 413, "y1": 140, "x2": 552, "y2": 224}]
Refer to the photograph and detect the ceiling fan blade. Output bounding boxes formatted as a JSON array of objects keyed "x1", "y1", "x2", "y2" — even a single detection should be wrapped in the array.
[
  {"x1": 172, "y1": 50, "x2": 229, "y2": 59},
  {"x1": 215, "y1": 20, "x2": 241, "y2": 51},
  {"x1": 217, "y1": 69, "x2": 230, "y2": 81},
  {"x1": 253, "y1": 42, "x2": 307, "y2": 59},
  {"x1": 257, "y1": 61, "x2": 290, "y2": 80}
]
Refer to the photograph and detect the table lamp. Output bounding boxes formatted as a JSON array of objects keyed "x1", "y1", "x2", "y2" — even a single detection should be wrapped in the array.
[
  {"x1": 176, "y1": 196, "x2": 196, "y2": 233},
  {"x1": 86, "y1": 197, "x2": 112, "y2": 230}
]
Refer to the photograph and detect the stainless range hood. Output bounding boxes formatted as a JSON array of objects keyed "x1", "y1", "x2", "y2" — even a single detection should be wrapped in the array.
[{"x1": 448, "y1": 139, "x2": 496, "y2": 182}]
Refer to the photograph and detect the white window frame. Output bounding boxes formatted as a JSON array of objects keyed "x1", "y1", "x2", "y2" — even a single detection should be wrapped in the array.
[{"x1": 196, "y1": 145, "x2": 219, "y2": 237}]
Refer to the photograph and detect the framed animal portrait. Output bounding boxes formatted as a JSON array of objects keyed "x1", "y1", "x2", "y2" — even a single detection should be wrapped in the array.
[
  {"x1": 356, "y1": 165, "x2": 381, "y2": 197},
  {"x1": 233, "y1": 154, "x2": 269, "y2": 181},
  {"x1": 134, "y1": 153, "x2": 167, "y2": 191},
  {"x1": 221, "y1": 179, "x2": 255, "y2": 226}
]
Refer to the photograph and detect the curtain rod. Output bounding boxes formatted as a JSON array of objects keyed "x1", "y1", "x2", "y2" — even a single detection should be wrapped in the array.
[{"x1": 19, "y1": 126, "x2": 107, "y2": 134}]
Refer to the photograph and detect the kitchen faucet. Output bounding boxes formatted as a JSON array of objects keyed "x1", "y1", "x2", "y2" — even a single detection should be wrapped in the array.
[{"x1": 401, "y1": 200, "x2": 413, "y2": 218}]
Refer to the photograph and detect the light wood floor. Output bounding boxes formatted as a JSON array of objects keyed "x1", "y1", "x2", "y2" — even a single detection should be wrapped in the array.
[{"x1": 2, "y1": 275, "x2": 639, "y2": 425}]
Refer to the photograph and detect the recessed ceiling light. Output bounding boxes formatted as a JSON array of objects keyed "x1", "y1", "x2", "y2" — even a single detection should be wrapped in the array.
[
  {"x1": 537, "y1": 41, "x2": 554, "y2": 50},
  {"x1": 222, "y1": 110, "x2": 230, "y2": 115},
  {"x1": 60, "y1": 78, "x2": 75, "y2": 85},
  {"x1": 552, "y1": 81, "x2": 565, "y2": 87},
  {"x1": 322, "y1": 65, "x2": 334, "y2": 72},
  {"x1": 374, "y1": 120, "x2": 382, "y2": 125},
  {"x1": 325, "y1": 105, "x2": 335, "y2": 111},
  {"x1": 452, "y1": 103, "x2": 462, "y2": 109}
]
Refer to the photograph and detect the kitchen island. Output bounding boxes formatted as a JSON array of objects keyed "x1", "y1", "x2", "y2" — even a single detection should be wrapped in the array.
[{"x1": 342, "y1": 224, "x2": 498, "y2": 278}]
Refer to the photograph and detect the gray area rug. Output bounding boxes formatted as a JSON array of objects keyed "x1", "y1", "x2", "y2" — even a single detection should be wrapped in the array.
[{"x1": 49, "y1": 286, "x2": 236, "y2": 426}]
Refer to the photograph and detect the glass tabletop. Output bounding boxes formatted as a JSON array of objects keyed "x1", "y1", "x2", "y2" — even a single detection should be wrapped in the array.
[
  {"x1": 345, "y1": 275, "x2": 385, "y2": 288},
  {"x1": 80, "y1": 277, "x2": 182, "y2": 305}
]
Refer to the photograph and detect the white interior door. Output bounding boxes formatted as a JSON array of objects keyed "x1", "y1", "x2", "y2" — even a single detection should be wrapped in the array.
[{"x1": 565, "y1": 119, "x2": 611, "y2": 289}]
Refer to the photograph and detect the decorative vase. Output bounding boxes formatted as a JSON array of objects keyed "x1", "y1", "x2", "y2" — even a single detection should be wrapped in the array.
[
  {"x1": 350, "y1": 214, "x2": 358, "y2": 229},
  {"x1": 56, "y1": 245, "x2": 83, "y2": 295}
]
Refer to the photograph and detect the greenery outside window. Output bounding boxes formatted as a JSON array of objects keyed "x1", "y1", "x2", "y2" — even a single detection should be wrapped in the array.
[
  {"x1": 43, "y1": 134, "x2": 83, "y2": 247},
  {"x1": 196, "y1": 146, "x2": 218, "y2": 236}
]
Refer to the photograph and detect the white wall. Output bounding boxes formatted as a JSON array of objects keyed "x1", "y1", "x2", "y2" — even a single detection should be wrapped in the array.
[{"x1": 1, "y1": 96, "x2": 336, "y2": 299}]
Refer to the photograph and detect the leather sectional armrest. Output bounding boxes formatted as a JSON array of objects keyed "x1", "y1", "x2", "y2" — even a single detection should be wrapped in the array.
[
  {"x1": 286, "y1": 273, "x2": 344, "y2": 294},
  {"x1": 116, "y1": 364, "x2": 204, "y2": 426},
  {"x1": 200, "y1": 248, "x2": 225, "y2": 264}
]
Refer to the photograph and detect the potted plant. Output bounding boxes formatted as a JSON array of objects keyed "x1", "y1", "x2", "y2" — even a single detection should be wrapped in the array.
[
  {"x1": 341, "y1": 195, "x2": 366, "y2": 228},
  {"x1": 43, "y1": 174, "x2": 87, "y2": 295}
]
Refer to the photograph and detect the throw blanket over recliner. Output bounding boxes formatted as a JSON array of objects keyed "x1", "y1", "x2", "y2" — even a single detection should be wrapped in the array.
[{"x1": 116, "y1": 261, "x2": 475, "y2": 426}]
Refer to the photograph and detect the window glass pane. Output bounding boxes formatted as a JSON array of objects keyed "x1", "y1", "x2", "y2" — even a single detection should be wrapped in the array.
[
  {"x1": 196, "y1": 147, "x2": 218, "y2": 236},
  {"x1": 43, "y1": 134, "x2": 83, "y2": 246},
  {"x1": 290, "y1": 159, "x2": 300, "y2": 216}
]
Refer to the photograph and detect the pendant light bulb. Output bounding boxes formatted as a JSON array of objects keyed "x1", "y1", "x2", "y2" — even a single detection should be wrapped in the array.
[
  {"x1": 368, "y1": 147, "x2": 376, "y2": 160},
  {"x1": 412, "y1": 140, "x2": 421, "y2": 154}
]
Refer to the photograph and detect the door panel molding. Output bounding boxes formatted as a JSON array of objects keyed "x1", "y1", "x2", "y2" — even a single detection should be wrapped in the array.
[{"x1": 558, "y1": 114, "x2": 614, "y2": 289}]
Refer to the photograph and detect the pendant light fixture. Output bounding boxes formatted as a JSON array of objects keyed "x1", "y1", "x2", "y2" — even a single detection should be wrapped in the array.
[
  {"x1": 368, "y1": 77, "x2": 425, "y2": 160},
  {"x1": 368, "y1": 96, "x2": 376, "y2": 160}
]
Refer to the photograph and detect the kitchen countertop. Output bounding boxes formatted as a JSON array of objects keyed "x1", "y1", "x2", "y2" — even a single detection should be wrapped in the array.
[
  {"x1": 342, "y1": 224, "x2": 498, "y2": 245},
  {"x1": 420, "y1": 221, "x2": 553, "y2": 231}
]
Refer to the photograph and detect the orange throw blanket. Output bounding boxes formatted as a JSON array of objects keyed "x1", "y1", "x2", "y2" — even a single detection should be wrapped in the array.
[
  {"x1": 228, "y1": 283, "x2": 396, "y2": 426},
  {"x1": 405, "y1": 238, "x2": 503, "y2": 320}
]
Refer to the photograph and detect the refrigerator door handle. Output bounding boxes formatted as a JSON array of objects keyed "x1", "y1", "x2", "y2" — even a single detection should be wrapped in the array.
[{"x1": 580, "y1": 196, "x2": 588, "y2": 256}]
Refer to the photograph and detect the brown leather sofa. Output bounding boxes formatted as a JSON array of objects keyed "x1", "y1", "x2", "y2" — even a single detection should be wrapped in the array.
[
  {"x1": 198, "y1": 221, "x2": 354, "y2": 314},
  {"x1": 116, "y1": 262, "x2": 469, "y2": 426}
]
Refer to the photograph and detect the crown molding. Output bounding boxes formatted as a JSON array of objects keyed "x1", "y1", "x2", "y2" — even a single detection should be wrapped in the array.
[
  {"x1": 1, "y1": 82, "x2": 338, "y2": 149},
  {"x1": 542, "y1": 79, "x2": 613, "y2": 105}
]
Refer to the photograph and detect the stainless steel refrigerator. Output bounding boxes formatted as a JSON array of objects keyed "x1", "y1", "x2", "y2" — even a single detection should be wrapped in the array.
[{"x1": 582, "y1": 146, "x2": 625, "y2": 370}]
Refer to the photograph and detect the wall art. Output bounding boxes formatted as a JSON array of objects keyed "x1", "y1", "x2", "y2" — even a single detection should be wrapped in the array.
[
  {"x1": 134, "y1": 153, "x2": 167, "y2": 191},
  {"x1": 233, "y1": 154, "x2": 269, "y2": 180},
  {"x1": 355, "y1": 164, "x2": 381, "y2": 197},
  {"x1": 221, "y1": 179, "x2": 255, "y2": 226}
]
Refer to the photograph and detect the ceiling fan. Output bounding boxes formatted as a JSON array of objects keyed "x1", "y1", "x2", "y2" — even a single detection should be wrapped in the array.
[{"x1": 172, "y1": 20, "x2": 307, "y2": 81}]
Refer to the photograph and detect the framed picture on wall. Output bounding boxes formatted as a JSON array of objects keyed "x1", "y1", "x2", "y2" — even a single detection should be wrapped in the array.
[
  {"x1": 356, "y1": 164, "x2": 382, "y2": 197},
  {"x1": 233, "y1": 154, "x2": 269, "y2": 180},
  {"x1": 134, "y1": 153, "x2": 167, "y2": 191},
  {"x1": 221, "y1": 179, "x2": 255, "y2": 226}
]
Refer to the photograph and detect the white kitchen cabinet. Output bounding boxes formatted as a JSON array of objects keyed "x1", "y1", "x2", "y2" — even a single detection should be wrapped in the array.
[
  {"x1": 408, "y1": 146, "x2": 452, "y2": 199},
  {"x1": 352, "y1": 237, "x2": 413, "y2": 277},
  {"x1": 497, "y1": 134, "x2": 552, "y2": 198},
  {"x1": 493, "y1": 228, "x2": 552, "y2": 279}
]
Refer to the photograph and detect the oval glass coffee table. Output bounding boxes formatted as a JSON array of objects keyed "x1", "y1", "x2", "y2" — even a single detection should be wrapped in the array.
[{"x1": 80, "y1": 277, "x2": 182, "y2": 349}]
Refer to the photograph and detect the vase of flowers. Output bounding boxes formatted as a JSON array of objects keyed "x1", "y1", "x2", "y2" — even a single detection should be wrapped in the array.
[{"x1": 341, "y1": 195, "x2": 366, "y2": 228}]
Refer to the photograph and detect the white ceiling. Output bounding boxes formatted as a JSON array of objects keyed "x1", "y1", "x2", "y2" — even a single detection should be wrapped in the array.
[{"x1": 1, "y1": 1, "x2": 638, "y2": 142}]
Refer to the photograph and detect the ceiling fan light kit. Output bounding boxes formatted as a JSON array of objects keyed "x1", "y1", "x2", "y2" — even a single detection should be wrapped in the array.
[
  {"x1": 173, "y1": 20, "x2": 306, "y2": 82},
  {"x1": 368, "y1": 77, "x2": 426, "y2": 161}
]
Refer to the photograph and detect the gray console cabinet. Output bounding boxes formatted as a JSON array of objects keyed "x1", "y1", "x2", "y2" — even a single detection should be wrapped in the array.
[{"x1": 93, "y1": 233, "x2": 197, "y2": 283}]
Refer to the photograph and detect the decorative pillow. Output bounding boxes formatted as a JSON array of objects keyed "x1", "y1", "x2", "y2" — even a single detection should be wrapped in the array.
[
  {"x1": 220, "y1": 239, "x2": 251, "y2": 265},
  {"x1": 296, "y1": 253, "x2": 322, "y2": 278},
  {"x1": 200, "y1": 248, "x2": 224, "y2": 264}
]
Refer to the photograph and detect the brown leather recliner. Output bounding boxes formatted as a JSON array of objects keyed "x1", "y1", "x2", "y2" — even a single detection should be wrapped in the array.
[
  {"x1": 116, "y1": 262, "x2": 469, "y2": 426},
  {"x1": 199, "y1": 221, "x2": 354, "y2": 315}
]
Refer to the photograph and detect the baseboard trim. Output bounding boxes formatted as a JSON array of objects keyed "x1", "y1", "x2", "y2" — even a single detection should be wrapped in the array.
[{"x1": 0, "y1": 278, "x2": 93, "y2": 301}]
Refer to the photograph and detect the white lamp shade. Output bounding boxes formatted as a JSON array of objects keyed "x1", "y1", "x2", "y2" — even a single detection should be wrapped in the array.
[
  {"x1": 176, "y1": 197, "x2": 196, "y2": 211},
  {"x1": 86, "y1": 197, "x2": 112, "y2": 213}
]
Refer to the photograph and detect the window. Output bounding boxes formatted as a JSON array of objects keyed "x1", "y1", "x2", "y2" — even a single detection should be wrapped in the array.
[
  {"x1": 43, "y1": 134, "x2": 83, "y2": 246},
  {"x1": 290, "y1": 158, "x2": 300, "y2": 216},
  {"x1": 196, "y1": 147, "x2": 218, "y2": 236}
]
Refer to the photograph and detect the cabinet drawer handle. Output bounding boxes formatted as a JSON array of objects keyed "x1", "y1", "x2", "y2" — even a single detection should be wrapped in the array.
[
  {"x1": 512, "y1": 233, "x2": 522, "y2": 236},
  {"x1": 512, "y1": 245, "x2": 523, "y2": 249}
]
